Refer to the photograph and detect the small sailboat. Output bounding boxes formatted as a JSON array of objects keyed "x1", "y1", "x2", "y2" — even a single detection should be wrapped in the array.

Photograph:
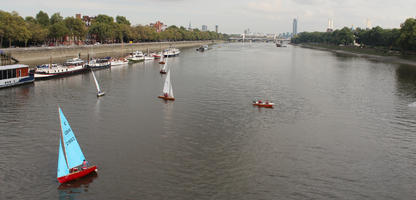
[
  {"x1": 159, "y1": 55, "x2": 165, "y2": 64},
  {"x1": 91, "y1": 70, "x2": 105, "y2": 97},
  {"x1": 158, "y1": 70, "x2": 175, "y2": 101},
  {"x1": 252, "y1": 99, "x2": 274, "y2": 108},
  {"x1": 160, "y1": 56, "x2": 168, "y2": 74},
  {"x1": 57, "y1": 107, "x2": 97, "y2": 183}
]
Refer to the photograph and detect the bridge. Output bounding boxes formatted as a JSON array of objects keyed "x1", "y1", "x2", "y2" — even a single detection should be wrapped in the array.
[{"x1": 228, "y1": 36, "x2": 291, "y2": 43}]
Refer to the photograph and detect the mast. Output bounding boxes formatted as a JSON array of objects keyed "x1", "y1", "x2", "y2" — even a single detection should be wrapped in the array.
[{"x1": 91, "y1": 70, "x2": 101, "y2": 93}]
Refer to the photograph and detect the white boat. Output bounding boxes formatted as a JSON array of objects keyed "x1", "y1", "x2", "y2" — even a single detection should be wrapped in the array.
[
  {"x1": 158, "y1": 70, "x2": 174, "y2": 101},
  {"x1": 0, "y1": 64, "x2": 34, "y2": 88},
  {"x1": 35, "y1": 58, "x2": 87, "y2": 80},
  {"x1": 87, "y1": 58, "x2": 111, "y2": 69},
  {"x1": 110, "y1": 58, "x2": 128, "y2": 66},
  {"x1": 163, "y1": 48, "x2": 180, "y2": 57},
  {"x1": 144, "y1": 55, "x2": 155, "y2": 61},
  {"x1": 91, "y1": 69, "x2": 105, "y2": 97},
  {"x1": 127, "y1": 51, "x2": 145, "y2": 63}
]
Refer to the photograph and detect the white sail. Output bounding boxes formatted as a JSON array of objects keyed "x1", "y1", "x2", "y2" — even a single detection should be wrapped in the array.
[
  {"x1": 163, "y1": 70, "x2": 173, "y2": 97},
  {"x1": 91, "y1": 70, "x2": 101, "y2": 93},
  {"x1": 161, "y1": 56, "x2": 168, "y2": 71}
]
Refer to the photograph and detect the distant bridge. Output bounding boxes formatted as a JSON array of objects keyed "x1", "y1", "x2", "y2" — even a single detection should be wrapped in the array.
[{"x1": 228, "y1": 37, "x2": 291, "y2": 43}]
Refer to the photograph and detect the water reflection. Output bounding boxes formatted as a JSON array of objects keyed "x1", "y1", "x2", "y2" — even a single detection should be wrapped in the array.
[{"x1": 58, "y1": 172, "x2": 98, "y2": 200}]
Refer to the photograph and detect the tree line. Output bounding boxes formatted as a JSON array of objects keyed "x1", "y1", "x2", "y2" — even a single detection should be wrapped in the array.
[
  {"x1": 0, "y1": 10, "x2": 228, "y2": 48},
  {"x1": 291, "y1": 18, "x2": 416, "y2": 52}
]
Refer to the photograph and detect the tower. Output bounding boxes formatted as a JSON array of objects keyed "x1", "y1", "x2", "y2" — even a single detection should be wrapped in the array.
[{"x1": 293, "y1": 18, "x2": 298, "y2": 36}]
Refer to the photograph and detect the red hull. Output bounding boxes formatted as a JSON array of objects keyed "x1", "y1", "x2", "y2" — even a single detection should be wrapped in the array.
[
  {"x1": 57, "y1": 166, "x2": 97, "y2": 183},
  {"x1": 159, "y1": 62, "x2": 165, "y2": 64},
  {"x1": 253, "y1": 103, "x2": 274, "y2": 108},
  {"x1": 158, "y1": 96, "x2": 175, "y2": 101}
]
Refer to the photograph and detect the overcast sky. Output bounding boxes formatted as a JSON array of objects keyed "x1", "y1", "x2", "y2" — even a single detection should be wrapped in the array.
[{"x1": 2, "y1": 0, "x2": 415, "y2": 34}]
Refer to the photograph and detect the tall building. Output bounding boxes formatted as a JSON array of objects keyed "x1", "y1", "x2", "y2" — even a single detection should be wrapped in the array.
[
  {"x1": 188, "y1": 21, "x2": 192, "y2": 30},
  {"x1": 215, "y1": 25, "x2": 219, "y2": 33},
  {"x1": 326, "y1": 19, "x2": 334, "y2": 32},
  {"x1": 202, "y1": 25, "x2": 208, "y2": 31},
  {"x1": 366, "y1": 19, "x2": 372, "y2": 30},
  {"x1": 292, "y1": 18, "x2": 298, "y2": 36}
]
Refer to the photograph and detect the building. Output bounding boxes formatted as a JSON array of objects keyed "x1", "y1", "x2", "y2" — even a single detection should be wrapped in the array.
[
  {"x1": 202, "y1": 25, "x2": 208, "y2": 32},
  {"x1": 244, "y1": 28, "x2": 251, "y2": 35},
  {"x1": 150, "y1": 21, "x2": 167, "y2": 33},
  {"x1": 326, "y1": 19, "x2": 334, "y2": 32},
  {"x1": 292, "y1": 18, "x2": 298, "y2": 36},
  {"x1": 215, "y1": 25, "x2": 219, "y2": 33},
  {"x1": 188, "y1": 21, "x2": 192, "y2": 30},
  {"x1": 76, "y1": 14, "x2": 95, "y2": 26}
]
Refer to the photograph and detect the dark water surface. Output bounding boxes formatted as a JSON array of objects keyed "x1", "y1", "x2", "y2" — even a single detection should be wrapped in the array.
[{"x1": 1, "y1": 43, "x2": 416, "y2": 199}]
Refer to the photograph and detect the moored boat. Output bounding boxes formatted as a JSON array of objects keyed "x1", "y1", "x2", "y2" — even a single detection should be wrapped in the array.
[
  {"x1": 57, "y1": 107, "x2": 97, "y2": 184},
  {"x1": 110, "y1": 58, "x2": 128, "y2": 66},
  {"x1": 87, "y1": 58, "x2": 111, "y2": 69},
  {"x1": 127, "y1": 51, "x2": 145, "y2": 63},
  {"x1": 0, "y1": 64, "x2": 34, "y2": 88},
  {"x1": 35, "y1": 58, "x2": 87, "y2": 80},
  {"x1": 163, "y1": 48, "x2": 180, "y2": 57}
]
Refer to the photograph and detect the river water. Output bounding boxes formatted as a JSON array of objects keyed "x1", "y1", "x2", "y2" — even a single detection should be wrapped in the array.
[{"x1": 1, "y1": 43, "x2": 416, "y2": 199}]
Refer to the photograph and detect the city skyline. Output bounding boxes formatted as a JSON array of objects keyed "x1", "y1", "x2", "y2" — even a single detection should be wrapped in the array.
[{"x1": 1, "y1": 0, "x2": 415, "y2": 34}]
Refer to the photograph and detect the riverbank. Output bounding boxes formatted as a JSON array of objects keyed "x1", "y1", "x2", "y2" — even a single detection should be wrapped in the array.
[
  {"x1": 296, "y1": 43, "x2": 416, "y2": 67},
  {"x1": 1, "y1": 40, "x2": 223, "y2": 65}
]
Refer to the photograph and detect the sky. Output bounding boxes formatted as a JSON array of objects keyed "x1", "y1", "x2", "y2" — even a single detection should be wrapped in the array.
[{"x1": 1, "y1": 0, "x2": 415, "y2": 34}]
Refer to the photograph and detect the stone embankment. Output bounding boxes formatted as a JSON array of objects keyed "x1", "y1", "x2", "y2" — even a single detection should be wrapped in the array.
[{"x1": 1, "y1": 40, "x2": 220, "y2": 65}]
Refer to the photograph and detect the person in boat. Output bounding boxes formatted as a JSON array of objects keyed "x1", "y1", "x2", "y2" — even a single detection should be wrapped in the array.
[
  {"x1": 164, "y1": 93, "x2": 168, "y2": 98},
  {"x1": 82, "y1": 160, "x2": 88, "y2": 170}
]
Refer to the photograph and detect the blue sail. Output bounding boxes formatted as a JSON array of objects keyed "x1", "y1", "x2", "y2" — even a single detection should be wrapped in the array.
[
  {"x1": 57, "y1": 139, "x2": 69, "y2": 178},
  {"x1": 58, "y1": 108, "x2": 86, "y2": 170}
]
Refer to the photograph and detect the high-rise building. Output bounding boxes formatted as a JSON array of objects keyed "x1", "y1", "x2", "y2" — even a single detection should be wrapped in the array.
[
  {"x1": 188, "y1": 21, "x2": 192, "y2": 30},
  {"x1": 292, "y1": 18, "x2": 298, "y2": 36},
  {"x1": 326, "y1": 19, "x2": 334, "y2": 32},
  {"x1": 215, "y1": 25, "x2": 218, "y2": 33},
  {"x1": 202, "y1": 25, "x2": 208, "y2": 31}
]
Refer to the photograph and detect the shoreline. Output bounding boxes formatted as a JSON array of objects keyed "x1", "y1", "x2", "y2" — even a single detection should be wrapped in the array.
[
  {"x1": 2, "y1": 40, "x2": 224, "y2": 66},
  {"x1": 296, "y1": 43, "x2": 416, "y2": 67}
]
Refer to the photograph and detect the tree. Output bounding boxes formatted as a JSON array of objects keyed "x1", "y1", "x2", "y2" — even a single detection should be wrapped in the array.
[
  {"x1": 50, "y1": 12, "x2": 63, "y2": 24},
  {"x1": 36, "y1": 11, "x2": 49, "y2": 27},
  {"x1": 64, "y1": 17, "x2": 87, "y2": 44},
  {"x1": 116, "y1": 16, "x2": 130, "y2": 26},
  {"x1": 398, "y1": 18, "x2": 416, "y2": 51},
  {"x1": 49, "y1": 22, "x2": 69, "y2": 44}
]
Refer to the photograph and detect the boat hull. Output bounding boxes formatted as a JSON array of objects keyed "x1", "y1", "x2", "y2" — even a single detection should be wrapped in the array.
[
  {"x1": 159, "y1": 61, "x2": 165, "y2": 64},
  {"x1": 97, "y1": 92, "x2": 105, "y2": 97},
  {"x1": 0, "y1": 74, "x2": 34, "y2": 89},
  {"x1": 160, "y1": 71, "x2": 167, "y2": 74},
  {"x1": 253, "y1": 103, "x2": 274, "y2": 108},
  {"x1": 158, "y1": 96, "x2": 175, "y2": 101},
  {"x1": 35, "y1": 68, "x2": 88, "y2": 80},
  {"x1": 57, "y1": 166, "x2": 98, "y2": 183}
]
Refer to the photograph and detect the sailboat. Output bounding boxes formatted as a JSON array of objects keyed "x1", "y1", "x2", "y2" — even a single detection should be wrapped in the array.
[
  {"x1": 57, "y1": 107, "x2": 97, "y2": 183},
  {"x1": 91, "y1": 69, "x2": 105, "y2": 97},
  {"x1": 159, "y1": 53, "x2": 165, "y2": 64},
  {"x1": 160, "y1": 56, "x2": 168, "y2": 74},
  {"x1": 158, "y1": 70, "x2": 175, "y2": 101}
]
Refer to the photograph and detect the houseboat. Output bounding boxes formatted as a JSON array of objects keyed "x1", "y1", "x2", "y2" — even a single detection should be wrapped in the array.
[
  {"x1": 35, "y1": 58, "x2": 87, "y2": 80},
  {"x1": 86, "y1": 58, "x2": 111, "y2": 69},
  {"x1": 0, "y1": 64, "x2": 34, "y2": 88}
]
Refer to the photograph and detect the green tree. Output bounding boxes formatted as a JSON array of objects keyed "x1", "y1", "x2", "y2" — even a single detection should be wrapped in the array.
[
  {"x1": 49, "y1": 22, "x2": 69, "y2": 44},
  {"x1": 64, "y1": 17, "x2": 87, "y2": 44},
  {"x1": 398, "y1": 18, "x2": 416, "y2": 51},
  {"x1": 36, "y1": 11, "x2": 49, "y2": 27},
  {"x1": 50, "y1": 12, "x2": 63, "y2": 24},
  {"x1": 116, "y1": 16, "x2": 130, "y2": 26}
]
